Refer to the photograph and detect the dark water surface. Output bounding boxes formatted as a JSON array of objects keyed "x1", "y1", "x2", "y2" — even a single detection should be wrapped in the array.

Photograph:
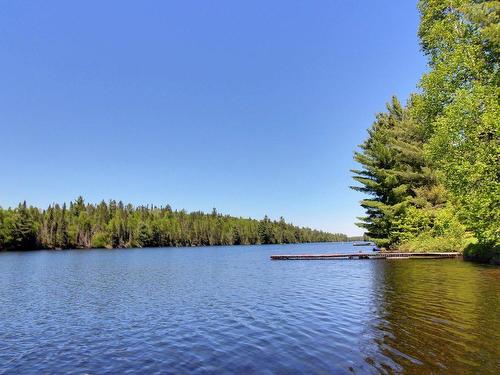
[{"x1": 0, "y1": 243, "x2": 499, "y2": 374}]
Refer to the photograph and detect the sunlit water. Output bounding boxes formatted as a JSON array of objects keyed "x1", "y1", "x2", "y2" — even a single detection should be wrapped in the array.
[{"x1": 0, "y1": 243, "x2": 499, "y2": 374}]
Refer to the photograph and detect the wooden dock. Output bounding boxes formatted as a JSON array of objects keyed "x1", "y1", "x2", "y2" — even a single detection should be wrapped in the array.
[{"x1": 270, "y1": 252, "x2": 461, "y2": 260}]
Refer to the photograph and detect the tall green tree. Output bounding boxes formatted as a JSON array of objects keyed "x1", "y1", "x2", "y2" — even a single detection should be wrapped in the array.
[
  {"x1": 352, "y1": 97, "x2": 404, "y2": 246},
  {"x1": 352, "y1": 96, "x2": 467, "y2": 250},
  {"x1": 1, "y1": 202, "x2": 39, "y2": 250},
  {"x1": 416, "y1": 0, "x2": 499, "y2": 244}
]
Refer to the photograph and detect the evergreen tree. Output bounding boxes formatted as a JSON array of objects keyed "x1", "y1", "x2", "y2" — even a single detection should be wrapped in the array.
[
  {"x1": 11, "y1": 202, "x2": 38, "y2": 250},
  {"x1": 352, "y1": 97, "x2": 406, "y2": 247},
  {"x1": 352, "y1": 97, "x2": 467, "y2": 250}
]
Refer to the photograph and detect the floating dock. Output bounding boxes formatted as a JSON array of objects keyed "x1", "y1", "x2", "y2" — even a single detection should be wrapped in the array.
[{"x1": 270, "y1": 252, "x2": 460, "y2": 260}]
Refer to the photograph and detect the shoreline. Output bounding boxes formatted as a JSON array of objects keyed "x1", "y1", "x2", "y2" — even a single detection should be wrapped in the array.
[{"x1": 2, "y1": 242, "x2": 498, "y2": 265}]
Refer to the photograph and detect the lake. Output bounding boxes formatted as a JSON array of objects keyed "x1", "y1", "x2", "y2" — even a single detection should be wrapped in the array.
[{"x1": 0, "y1": 243, "x2": 499, "y2": 374}]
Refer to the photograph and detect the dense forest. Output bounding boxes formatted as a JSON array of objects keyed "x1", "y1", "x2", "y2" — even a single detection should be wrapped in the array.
[
  {"x1": 352, "y1": 0, "x2": 499, "y2": 262},
  {"x1": 0, "y1": 197, "x2": 347, "y2": 251}
]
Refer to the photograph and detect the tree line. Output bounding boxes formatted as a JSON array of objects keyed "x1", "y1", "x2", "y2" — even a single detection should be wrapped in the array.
[
  {"x1": 0, "y1": 197, "x2": 347, "y2": 251},
  {"x1": 352, "y1": 0, "x2": 499, "y2": 261}
]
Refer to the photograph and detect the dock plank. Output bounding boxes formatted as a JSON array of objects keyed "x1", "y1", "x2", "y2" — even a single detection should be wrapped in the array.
[{"x1": 270, "y1": 252, "x2": 460, "y2": 260}]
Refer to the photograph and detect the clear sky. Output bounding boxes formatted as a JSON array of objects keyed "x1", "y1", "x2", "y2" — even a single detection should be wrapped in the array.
[{"x1": 0, "y1": 1, "x2": 426, "y2": 235}]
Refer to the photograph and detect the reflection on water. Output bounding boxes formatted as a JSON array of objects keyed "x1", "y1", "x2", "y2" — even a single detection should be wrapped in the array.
[
  {"x1": 0, "y1": 243, "x2": 498, "y2": 374},
  {"x1": 363, "y1": 260, "x2": 500, "y2": 374}
]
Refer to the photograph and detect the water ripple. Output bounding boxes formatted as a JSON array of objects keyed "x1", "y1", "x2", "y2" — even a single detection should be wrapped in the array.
[{"x1": 0, "y1": 244, "x2": 499, "y2": 374}]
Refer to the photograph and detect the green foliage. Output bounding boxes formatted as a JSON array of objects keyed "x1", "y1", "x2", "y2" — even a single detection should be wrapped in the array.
[
  {"x1": 426, "y1": 84, "x2": 499, "y2": 243},
  {"x1": 351, "y1": 97, "x2": 407, "y2": 246},
  {"x1": 397, "y1": 206, "x2": 472, "y2": 252},
  {"x1": 0, "y1": 197, "x2": 347, "y2": 251},
  {"x1": 351, "y1": 97, "x2": 463, "y2": 250},
  {"x1": 0, "y1": 202, "x2": 39, "y2": 250},
  {"x1": 91, "y1": 232, "x2": 109, "y2": 248},
  {"x1": 417, "y1": 0, "x2": 500, "y2": 244},
  {"x1": 463, "y1": 242, "x2": 500, "y2": 265},
  {"x1": 352, "y1": 0, "x2": 498, "y2": 259}
]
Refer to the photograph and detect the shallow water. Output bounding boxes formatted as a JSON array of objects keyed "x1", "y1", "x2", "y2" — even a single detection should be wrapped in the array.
[{"x1": 0, "y1": 243, "x2": 499, "y2": 374}]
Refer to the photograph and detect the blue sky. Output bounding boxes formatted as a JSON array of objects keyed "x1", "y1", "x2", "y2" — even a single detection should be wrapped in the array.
[{"x1": 0, "y1": 1, "x2": 426, "y2": 235}]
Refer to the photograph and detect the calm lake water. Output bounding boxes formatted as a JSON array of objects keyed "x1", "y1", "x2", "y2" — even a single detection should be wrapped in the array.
[{"x1": 0, "y1": 243, "x2": 499, "y2": 374}]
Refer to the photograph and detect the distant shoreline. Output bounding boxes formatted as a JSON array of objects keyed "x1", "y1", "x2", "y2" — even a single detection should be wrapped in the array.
[
  {"x1": 0, "y1": 240, "x2": 360, "y2": 253},
  {"x1": 0, "y1": 198, "x2": 349, "y2": 252}
]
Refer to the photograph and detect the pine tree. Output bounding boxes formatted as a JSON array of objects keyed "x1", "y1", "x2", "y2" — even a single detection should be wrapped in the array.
[
  {"x1": 351, "y1": 97, "x2": 404, "y2": 247},
  {"x1": 352, "y1": 96, "x2": 465, "y2": 249}
]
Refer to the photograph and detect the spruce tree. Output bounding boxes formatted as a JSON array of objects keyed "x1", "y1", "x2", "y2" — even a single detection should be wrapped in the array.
[
  {"x1": 351, "y1": 97, "x2": 404, "y2": 247},
  {"x1": 352, "y1": 96, "x2": 464, "y2": 249}
]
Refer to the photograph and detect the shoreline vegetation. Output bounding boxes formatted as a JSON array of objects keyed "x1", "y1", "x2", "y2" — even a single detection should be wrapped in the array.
[
  {"x1": 0, "y1": 197, "x2": 347, "y2": 252},
  {"x1": 351, "y1": 1, "x2": 499, "y2": 264}
]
